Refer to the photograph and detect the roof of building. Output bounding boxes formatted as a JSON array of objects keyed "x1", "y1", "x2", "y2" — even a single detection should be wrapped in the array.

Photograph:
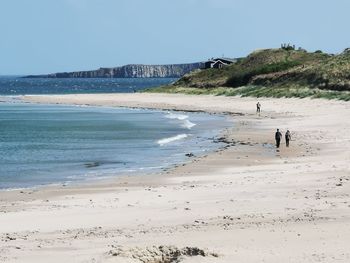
[
  {"x1": 206, "y1": 57, "x2": 236, "y2": 64},
  {"x1": 212, "y1": 60, "x2": 227, "y2": 65}
]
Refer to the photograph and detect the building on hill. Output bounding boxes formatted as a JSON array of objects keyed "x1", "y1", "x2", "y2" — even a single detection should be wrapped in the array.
[
  {"x1": 212, "y1": 60, "x2": 226, "y2": 69},
  {"x1": 204, "y1": 58, "x2": 236, "y2": 69}
]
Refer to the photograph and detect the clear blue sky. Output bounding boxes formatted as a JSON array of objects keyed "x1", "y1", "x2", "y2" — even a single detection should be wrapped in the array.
[{"x1": 1, "y1": 0, "x2": 349, "y2": 75}]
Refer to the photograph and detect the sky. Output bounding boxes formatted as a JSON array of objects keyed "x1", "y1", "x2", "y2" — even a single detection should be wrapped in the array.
[{"x1": 0, "y1": 0, "x2": 349, "y2": 75}]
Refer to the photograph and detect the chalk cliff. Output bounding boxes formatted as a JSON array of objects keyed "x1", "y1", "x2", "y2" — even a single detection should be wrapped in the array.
[{"x1": 25, "y1": 63, "x2": 203, "y2": 78}]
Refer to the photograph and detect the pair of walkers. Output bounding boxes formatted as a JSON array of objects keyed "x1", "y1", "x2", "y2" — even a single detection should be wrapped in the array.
[
  {"x1": 275, "y1": 129, "x2": 291, "y2": 148},
  {"x1": 256, "y1": 103, "x2": 291, "y2": 148}
]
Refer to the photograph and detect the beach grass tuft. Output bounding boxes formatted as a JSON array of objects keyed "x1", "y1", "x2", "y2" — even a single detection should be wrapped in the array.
[{"x1": 144, "y1": 85, "x2": 350, "y2": 101}]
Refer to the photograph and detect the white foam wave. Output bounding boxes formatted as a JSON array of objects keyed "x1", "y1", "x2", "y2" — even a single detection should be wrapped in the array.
[
  {"x1": 182, "y1": 119, "x2": 196, "y2": 129},
  {"x1": 165, "y1": 112, "x2": 189, "y2": 120},
  {"x1": 165, "y1": 112, "x2": 196, "y2": 129},
  {"x1": 157, "y1": 134, "x2": 188, "y2": 146}
]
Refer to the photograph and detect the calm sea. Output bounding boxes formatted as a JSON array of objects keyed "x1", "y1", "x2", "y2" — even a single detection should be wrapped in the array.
[
  {"x1": 0, "y1": 76, "x2": 176, "y2": 95},
  {"x1": 0, "y1": 102, "x2": 230, "y2": 190}
]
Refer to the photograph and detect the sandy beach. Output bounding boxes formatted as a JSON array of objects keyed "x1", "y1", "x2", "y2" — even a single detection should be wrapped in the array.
[{"x1": 0, "y1": 93, "x2": 349, "y2": 263}]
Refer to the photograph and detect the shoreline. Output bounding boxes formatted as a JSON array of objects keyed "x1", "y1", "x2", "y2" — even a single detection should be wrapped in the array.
[
  {"x1": 0, "y1": 99, "x2": 233, "y2": 194},
  {"x1": 0, "y1": 93, "x2": 349, "y2": 262}
]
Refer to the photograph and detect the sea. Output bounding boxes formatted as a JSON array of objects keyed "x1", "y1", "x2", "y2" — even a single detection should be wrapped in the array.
[
  {"x1": 0, "y1": 76, "x2": 176, "y2": 95},
  {"x1": 0, "y1": 77, "x2": 230, "y2": 190}
]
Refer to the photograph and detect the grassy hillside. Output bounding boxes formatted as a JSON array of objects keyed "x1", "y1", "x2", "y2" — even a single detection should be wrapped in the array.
[
  {"x1": 173, "y1": 48, "x2": 330, "y2": 88},
  {"x1": 146, "y1": 47, "x2": 350, "y2": 100},
  {"x1": 251, "y1": 49, "x2": 350, "y2": 91}
]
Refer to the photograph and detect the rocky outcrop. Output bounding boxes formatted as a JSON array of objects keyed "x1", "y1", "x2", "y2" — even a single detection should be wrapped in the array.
[{"x1": 25, "y1": 63, "x2": 204, "y2": 78}]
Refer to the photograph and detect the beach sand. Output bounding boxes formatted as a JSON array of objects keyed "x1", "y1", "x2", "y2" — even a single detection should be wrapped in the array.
[{"x1": 0, "y1": 93, "x2": 349, "y2": 262}]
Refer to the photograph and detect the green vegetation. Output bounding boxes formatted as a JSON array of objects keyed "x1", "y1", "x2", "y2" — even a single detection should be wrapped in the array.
[
  {"x1": 145, "y1": 47, "x2": 350, "y2": 101},
  {"x1": 144, "y1": 85, "x2": 350, "y2": 101},
  {"x1": 225, "y1": 60, "x2": 302, "y2": 87},
  {"x1": 170, "y1": 48, "x2": 330, "y2": 89}
]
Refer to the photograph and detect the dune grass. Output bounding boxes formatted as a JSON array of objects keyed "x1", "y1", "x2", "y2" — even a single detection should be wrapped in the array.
[{"x1": 144, "y1": 85, "x2": 350, "y2": 101}]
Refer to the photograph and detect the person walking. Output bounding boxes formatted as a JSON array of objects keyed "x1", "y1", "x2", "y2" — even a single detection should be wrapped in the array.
[
  {"x1": 285, "y1": 130, "x2": 291, "y2": 147},
  {"x1": 275, "y1": 129, "x2": 282, "y2": 148},
  {"x1": 256, "y1": 102, "x2": 261, "y2": 114}
]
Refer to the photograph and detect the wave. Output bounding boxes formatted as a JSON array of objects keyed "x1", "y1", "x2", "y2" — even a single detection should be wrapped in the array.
[
  {"x1": 182, "y1": 119, "x2": 196, "y2": 129},
  {"x1": 165, "y1": 112, "x2": 189, "y2": 120},
  {"x1": 157, "y1": 134, "x2": 189, "y2": 146},
  {"x1": 165, "y1": 112, "x2": 196, "y2": 129}
]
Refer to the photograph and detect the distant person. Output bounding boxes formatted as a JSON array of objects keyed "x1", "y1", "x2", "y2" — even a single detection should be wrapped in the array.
[
  {"x1": 256, "y1": 102, "x2": 261, "y2": 114},
  {"x1": 285, "y1": 130, "x2": 291, "y2": 147},
  {"x1": 275, "y1": 129, "x2": 282, "y2": 148}
]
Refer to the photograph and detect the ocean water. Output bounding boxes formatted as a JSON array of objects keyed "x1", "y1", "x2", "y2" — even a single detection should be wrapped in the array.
[
  {"x1": 0, "y1": 76, "x2": 176, "y2": 95},
  {"x1": 0, "y1": 102, "x2": 230, "y2": 189}
]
